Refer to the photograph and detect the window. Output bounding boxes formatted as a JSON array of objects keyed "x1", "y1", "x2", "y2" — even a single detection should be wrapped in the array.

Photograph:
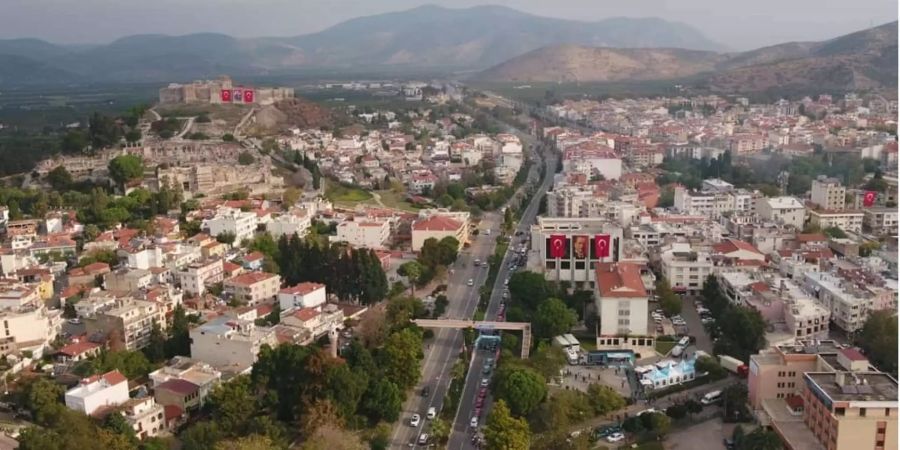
[
  {"x1": 859, "y1": 408, "x2": 866, "y2": 417},
  {"x1": 835, "y1": 408, "x2": 845, "y2": 416}
]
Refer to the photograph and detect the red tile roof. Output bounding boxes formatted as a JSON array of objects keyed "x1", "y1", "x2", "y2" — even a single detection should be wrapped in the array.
[
  {"x1": 58, "y1": 341, "x2": 100, "y2": 357},
  {"x1": 292, "y1": 308, "x2": 321, "y2": 322},
  {"x1": 595, "y1": 263, "x2": 646, "y2": 298},
  {"x1": 280, "y1": 282, "x2": 325, "y2": 296},
  {"x1": 157, "y1": 379, "x2": 200, "y2": 396},
  {"x1": 226, "y1": 271, "x2": 278, "y2": 286},
  {"x1": 839, "y1": 347, "x2": 868, "y2": 362},
  {"x1": 712, "y1": 239, "x2": 763, "y2": 256},
  {"x1": 412, "y1": 215, "x2": 462, "y2": 232}
]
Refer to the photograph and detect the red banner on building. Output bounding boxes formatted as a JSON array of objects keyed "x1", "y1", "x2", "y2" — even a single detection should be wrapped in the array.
[
  {"x1": 221, "y1": 89, "x2": 231, "y2": 102},
  {"x1": 573, "y1": 235, "x2": 588, "y2": 259},
  {"x1": 863, "y1": 191, "x2": 877, "y2": 207},
  {"x1": 549, "y1": 235, "x2": 566, "y2": 259},
  {"x1": 594, "y1": 234, "x2": 611, "y2": 258},
  {"x1": 243, "y1": 89, "x2": 254, "y2": 103}
]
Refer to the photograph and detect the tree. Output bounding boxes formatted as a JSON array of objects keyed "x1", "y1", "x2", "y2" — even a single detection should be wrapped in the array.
[
  {"x1": 656, "y1": 277, "x2": 682, "y2": 317},
  {"x1": 647, "y1": 412, "x2": 671, "y2": 437},
  {"x1": 685, "y1": 399, "x2": 703, "y2": 418},
  {"x1": 46, "y1": 166, "x2": 73, "y2": 190},
  {"x1": 89, "y1": 112, "x2": 122, "y2": 149},
  {"x1": 695, "y1": 355, "x2": 727, "y2": 379},
  {"x1": 141, "y1": 323, "x2": 167, "y2": 363},
  {"x1": 222, "y1": 133, "x2": 235, "y2": 142},
  {"x1": 124, "y1": 129, "x2": 142, "y2": 144},
  {"x1": 102, "y1": 412, "x2": 138, "y2": 445},
  {"x1": 508, "y1": 271, "x2": 552, "y2": 311},
  {"x1": 437, "y1": 236, "x2": 460, "y2": 265},
  {"x1": 208, "y1": 375, "x2": 257, "y2": 434},
  {"x1": 527, "y1": 343, "x2": 566, "y2": 380},
  {"x1": 298, "y1": 424, "x2": 365, "y2": 450},
  {"x1": 737, "y1": 428, "x2": 782, "y2": 450},
  {"x1": 265, "y1": 303, "x2": 282, "y2": 325},
  {"x1": 362, "y1": 377, "x2": 402, "y2": 423},
  {"x1": 398, "y1": 261, "x2": 424, "y2": 294},
  {"x1": 61, "y1": 129, "x2": 89, "y2": 154},
  {"x1": 238, "y1": 151, "x2": 256, "y2": 165},
  {"x1": 282, "y1": 187, "x2": 301, "y2": 207},
  {"x1": 180, "y1": 421, "x2": 224, "y2": 450},
  {"x1": 494, "y1": 366, "x2": 547, "y2": 417},
  {"x1": 715, "y1": 306, "x2": 767, "y2": 362},
  {"x1": 586, "y1": 383, "x2": 626, "y2": 416},
  {"x1": 430, "y1": 418, "x2": 450, "y2": 443},
  {"x1": 24, "y1": 378, "x2": 65, "y2": 425},
  {"x1": 214, "y1": 435, "x2": 276, "y2": 450},
  {"x1": 483, "y1": 400, "x2": 530, "y2": 450},
  {"x1": 856, "y1": 310, "x2": 898, "y2": 375},
  {"x1": 666, "y1": 403, "x2": 688, "y2": 420},
  {"x1": 534, "y1": 297, "x2": 577, "y2": 336},
  {"x1": 108, "y1": 154, "x2": 144, "y2": 187},
  {"x1": 216, "y1": 231, "x2": 236, "y2": 245},
  {"x1": 378, "y1": 328, "x2": 423, "y2": 390},
  {"x1": 165, "y1": 305, "x2": 191, "y2": 357},
  {"x1": 823, "y1": 226, "x2": 848, "y2": 239}
]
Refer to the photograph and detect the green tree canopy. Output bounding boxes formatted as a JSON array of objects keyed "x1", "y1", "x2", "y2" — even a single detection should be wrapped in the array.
[
  {"x1": 108, "y1": 154, "x2": 144, "y2": 186},
  {"x1": 508, "y1": 271, "x2": 552, "y2": 311},
  {"x1": 856, "y1": 310, "x2": 898, "y2": 375},
  {"x1": 494, "y1": 366, "x2": 547, "y2": 417},
  {"x1": 484, "y1": 400, "x2": 530, "y2": 450},
  {"x1": 532, "y1": 298, "x2": 577, "y2": 340}
]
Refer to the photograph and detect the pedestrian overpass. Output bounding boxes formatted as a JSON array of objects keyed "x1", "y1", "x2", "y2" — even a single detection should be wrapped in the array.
[{"x1": 411, "y1": 319, "x2": 533, "y2": 358}]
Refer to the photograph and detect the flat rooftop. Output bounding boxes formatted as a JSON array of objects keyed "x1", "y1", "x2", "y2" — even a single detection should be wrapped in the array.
[
  {"x1": 806, "y1": 372, "x2": 898, "y2": 403},
  {"x1": 776, "y1": 339, "x2": 844, "y2": 356}
]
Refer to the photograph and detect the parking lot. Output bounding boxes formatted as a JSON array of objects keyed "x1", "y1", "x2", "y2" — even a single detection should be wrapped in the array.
[{"x1": 665, "y1": 417, "x2": 739, "y2": 450}]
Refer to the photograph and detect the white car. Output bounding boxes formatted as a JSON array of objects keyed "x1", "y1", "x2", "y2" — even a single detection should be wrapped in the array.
[
  {"x1": 637, "y1": 408, "x2": 657, "y2": 416},
  {"x1": 467, "y1": 279, "x2": 474, "y2": 286},
  {"x1": 481, "y1": 377, "x2": 490, "y2": 387},
  {"x1": 504, "y1": 278, "x2": 509, "y2": 286},
  {"x1": 410, "y1": 414, "x2": 421, "y2": 427},
  {"x1": 606, "y1": 432, "x2": 625, "y2": 443},
  {"x1": 426, "y1": 407, "x2": 436, "y2": 419},
  {"x1": 470, "y1": 416, "x2": 478, "y2": 428},
  {"x1": 418, "y1": 433, "x2": 429, "y2": 445}
]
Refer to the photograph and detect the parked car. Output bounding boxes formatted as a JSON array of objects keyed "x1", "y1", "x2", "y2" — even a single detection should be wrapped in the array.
[
  {"x1": 481, "y1": 378, "x2": 489, "y2": 387},
  {"x1": 470, "y1": 416, "x2": 479, "y2": 427},
  {"x1": 606, "y1": 432, "x2": 625, "y2": 443},
  {"x1": 467, "y1": 279, "x2": 474, "y2": 286}
]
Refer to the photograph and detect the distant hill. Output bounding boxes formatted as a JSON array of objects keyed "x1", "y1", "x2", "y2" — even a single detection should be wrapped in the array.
[
  {"x1": 0, "y1": 5, "x2": 722, "y2": 86},
  {"x1": 476, "y1": 21, "x2": 898, "y2": 94}
]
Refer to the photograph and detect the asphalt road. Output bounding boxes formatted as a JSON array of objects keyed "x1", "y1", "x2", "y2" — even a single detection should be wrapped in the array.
[
  {"x1": 390, "y1": 213, "x2": 501, "y2": 448},
  {"x1": 446, "y1": 145, "x2": 558, "y2": 448}
]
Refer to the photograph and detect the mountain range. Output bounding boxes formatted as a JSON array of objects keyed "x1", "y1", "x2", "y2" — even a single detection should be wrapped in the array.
[
  {"x1": 475, "y1": 21, "x2": 898, "y2": 94},
  {"x1": 0, "y1": 5, "x2": 723, "y2": 86}
]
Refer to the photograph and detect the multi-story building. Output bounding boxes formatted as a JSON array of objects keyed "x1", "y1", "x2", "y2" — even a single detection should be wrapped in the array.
[
  {"x1": 189, "y1": 317, "x2": 277, "y2": 371},
  {"x1": 756, "y1": 196, "x2": 806, "y2": 229},
  {"x1": 223, "y1": 271, "x2": 281, "y2": 306},
  {"x1": 104, "y1": 268, "x2": 153, "y2": 292},
  {"x1": 530, "y1": 217, "x2": 625, "y2": 288},
  {"x1": 802, "y1": 371, "x2": 896, "y2": 450},
  {"x1": 811, "y1": 177, "x2": 847, "y2": 211},
  {"x1": 658, "y1": 242, "x2": 713, "y2": 294},
  {"x1": 121, "y1": 397, "x2": 167, "y2": 440},
  {"x1": 278, "y1": 282, "x2": 327, "y2": 312},
  {"x1": 178, "y1": 259, "x2": 224, "y2": 297},
  {"x1": 149, "y1": 356, "x2": 221, "y2": 409},
  {"x1": 411, "y1": 215, "x2": 467, "y2": 252},
  {"x1": 332, "y1": 220, "x2": 390, "y2": 249},
  {"x1": 267, "y1": 210, "x2": 311, "y2": 239},
  {"x1": 802, "y1": 272, "x2": 873, "y2": 333},
  {"x1": 593, "y1": 263, "x2": 654, "y2": 352},
  {"x1": 863, "y1": 208, "x2": 898, "y2": 235},
  {"x1": 206, "y1": 207, "x2": 257, "y2": 245},
  {"x1": 0, "y1": 304, "x2": 62, "y2": 355},
  {"x1": 85, "y1": 298, "x2": 166, "y2": 351},
  {"x1": 808, "y1": 209, "x2": 864, "y2": 233},
  {"x1": 65, "y1": 370, "x2": 130, "y2": 416}
]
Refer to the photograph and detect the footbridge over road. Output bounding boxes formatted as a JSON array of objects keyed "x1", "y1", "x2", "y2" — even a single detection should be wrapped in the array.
[{"x1": 412, "y1": 319, "x2": 532, "y2": 358}]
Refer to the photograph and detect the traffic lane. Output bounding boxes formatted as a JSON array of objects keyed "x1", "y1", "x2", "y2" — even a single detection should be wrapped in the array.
[{"x1": 681, "y1": 295, "x2": 712, "y2": 354}]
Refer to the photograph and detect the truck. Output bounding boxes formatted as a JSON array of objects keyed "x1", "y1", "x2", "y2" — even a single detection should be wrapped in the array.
[{"x1": 719, "y1": 355, "x2": 749, "y2": 377}]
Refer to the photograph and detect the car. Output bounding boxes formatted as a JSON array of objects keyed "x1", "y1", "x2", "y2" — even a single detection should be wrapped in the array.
[
  {"x1": 475, "y1": 397, "x2": 484, "y2": 408},
  {"x1": 418, "y1": 433, "x2": 429, "y2": 445},
  {"x1": 409, "y1": 414, "x2": 421, "y2": 427},
  {"x1": 470, "y1": 416, "x2": 479, "y2": 428},
  {"x1": 481, "y1": 378, "x2": 489, "y2": 387},
  {"x1": 67, "y1": 318, "x2": 81, "y2": 325},
  {"x1": 467, "y1": 279, "x2": 474, "y2": 286},
  {"x1": 474, "y1": 407, "x2": 482, "y2": 417},
  {"x1": 504, "y1": 278, "x2": 509, "y2": 286},
  {"x1": 421, "y1": 386, "x2": 430, "y2": 397},
  {"x1": 342, "y1": 329, "x2": 352, "y2": 338},
  {"x1": 637, "y1": 408, "x2": 657, "y2": 416},
  {"x1": 474, "y1": 259, "x2": 482, "y2": 266},
  {"x1": 724, "y1": 438, "x2": 735, "y2": 449},
  {"x1": 479, "y1": 387, "x2": 487, "y2": 398},
  {"x1": 606, "y1": 432, "x2": 625, "y2": 443},
  {"x1": 426, "y1": 407, "x2": 436, "y2": 419}
]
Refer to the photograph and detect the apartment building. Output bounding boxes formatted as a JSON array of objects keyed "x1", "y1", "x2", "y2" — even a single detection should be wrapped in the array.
[
  {"x1": 178, "y1": 259, "x2": 224, "y2": 297},
  {"x1": 278, "y1": 282, "x2": 327, "y2": 311},
  {"x1": 594, "y1": 263, "x2": 654, "y2": 352},
  {"x1": 206, "y1": 207, "x2": 257, "y2": 244},
  {"x1": 267, "y1": 210, "x2": 311, "y2": 239},
  {"x1": 149, "y1": 356, "x2": 221, "y2": 409},
  {"x1": 121, "y1": 397, "x2": 167, "y2": 440},
  {"x1": 189, "y1": 317, "x2": 277, "y2": 371},
  {"x1": 808, "y1": 209, "x2": 864, "y2": 233},
  {"x1": 863, "y1": 208, "x2": 898, "y2": 235},
  {"x1": 658, "y1": 242, "x2": 713, "y2": 294},
  {"x1": 811, "y1": 177, "x2": 846, "y2": 211},
  {"x1": 0, "y1": 304, "x2": 62, "y2": 353},
  {"x1": 65, "y1": 370, "x2": 130, "y2": 416},
  {"x1": 85, "y1": 298, "x2": 166, "y2": 351},
  {"x1": 530, "y1": 217, "x2": 625, "y2": 288},
  {"x1": 802, "y1": 272, "x2": 874, "y2": 333},
  {"x1": 333, "y1": 220, "x2": 390, "y2": 249},
  {"x1": 756, "y1": 197, "x2": 806, "y2": 229},
  {"x1": 223, "y1": 271, "x2": 281, "y2": 306},
  {"x1": 104, "y1": 268, "x2": 153, "y2": 292},
  {"x1": 802, "y1": 371, "x2": 896, "y2": 450}
]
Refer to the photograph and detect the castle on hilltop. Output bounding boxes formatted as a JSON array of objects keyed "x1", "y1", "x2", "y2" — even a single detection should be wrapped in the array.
[{"x1": 158, "y1": 75, "x2": 294, "y2": 106}]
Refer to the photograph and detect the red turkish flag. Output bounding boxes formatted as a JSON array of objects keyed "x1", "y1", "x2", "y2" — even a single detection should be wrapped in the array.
[
  {"x1": 244, "y1": 89, "x2": 254, "y2": 103},
  {"x1": 594, "y1": 234, "x2": 611, "y2": 258},
  {"x1": 548, "y1": 235, "x2": 566, "y2": 259},
  {"x1": 863, "y1": 191, "x2": 877, "y2": 207},
  {"x1": 221, "y1": 89, "x2": 231, "y2": 102}
]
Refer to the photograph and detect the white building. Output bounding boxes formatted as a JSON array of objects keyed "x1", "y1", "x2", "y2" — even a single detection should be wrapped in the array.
[
  {"x1": 529, "y1": 217, "x2": 625, "y2": 288},
  {"x1": 802, "y1": 272, "x2": 873, "y2": 333},
  {"x1": 65, "y1": 370, "x2": 130, "y2": 416},
  {"x1": 121, "y1": 246, "x2": 163, "y2": 270},
  {"x1": 178, "y1": 259, "x2": 224, "y2": 297},
  {"x1": 864, "y1": 208, "x2": 899, "y2": 235},
  {"x1": 121, "y1": 397, "x2": 167, "y2": 440},
  {"x1": 807, "y1": 209, "x2": 864, "y2": 233},
  {"x1": 223, "y1": 271, "x2": 281, "y2": 306},
  {"x1": 267, "y1": 210, "x2": 311, "y2": 239},
  {"x1": 206, "y1": 207, "x2": 257, "y2": 244},
  {"x1": 755, "y1": 197, "x2": 806, "y2": 229},
  {"x1": 332, "y1": 220, "x2": 390, "y2": 249},
  {"x1": 810, "y1": 177, "x2": 846, "y2": 211},
  {"x1": 278, "y1": 282, "x2": 327, "y2": 312},
  {"x1": 189, "y1": 317, "x2": 277, "y2": 371},
  {"x1": 594, "y1": 262, "x2": 654, "y2": 352},
  {"x1": 411, "y1": 215, "x2": 467, "y2": 252},
  {"x1": 658, "y1": 242, "x2": 713, "y2": 294}
]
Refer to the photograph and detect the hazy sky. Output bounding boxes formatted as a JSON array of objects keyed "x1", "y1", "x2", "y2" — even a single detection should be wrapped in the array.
[{"x1": 2, "y1": 0, "x2": 896, "y2": 50}]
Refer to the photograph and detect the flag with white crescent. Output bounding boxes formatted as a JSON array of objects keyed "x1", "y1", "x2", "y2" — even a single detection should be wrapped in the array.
[
  {"x1": 863, "y1": 191, "x2": 877, "y2": 207},
  {"x1": 548, "y1": 235, "x2": 566, "y2": 259},
  {"x1": 244, "y1": 89, "x2": 254, "y2": 103},
  {"x1": 594, "y1": 234, "x2": 611, "y2": 258},
  {"x1": 221, "y1": 89, "x2": 231, "y2": 102}
]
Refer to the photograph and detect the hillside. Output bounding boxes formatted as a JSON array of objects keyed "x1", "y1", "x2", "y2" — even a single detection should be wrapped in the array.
[
  {"x1": 0, "y1": 5, "x2": 721, "y2": 86},
  {"x1": 475, "y1": 21, "x2": 898, "y2": 94}
]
